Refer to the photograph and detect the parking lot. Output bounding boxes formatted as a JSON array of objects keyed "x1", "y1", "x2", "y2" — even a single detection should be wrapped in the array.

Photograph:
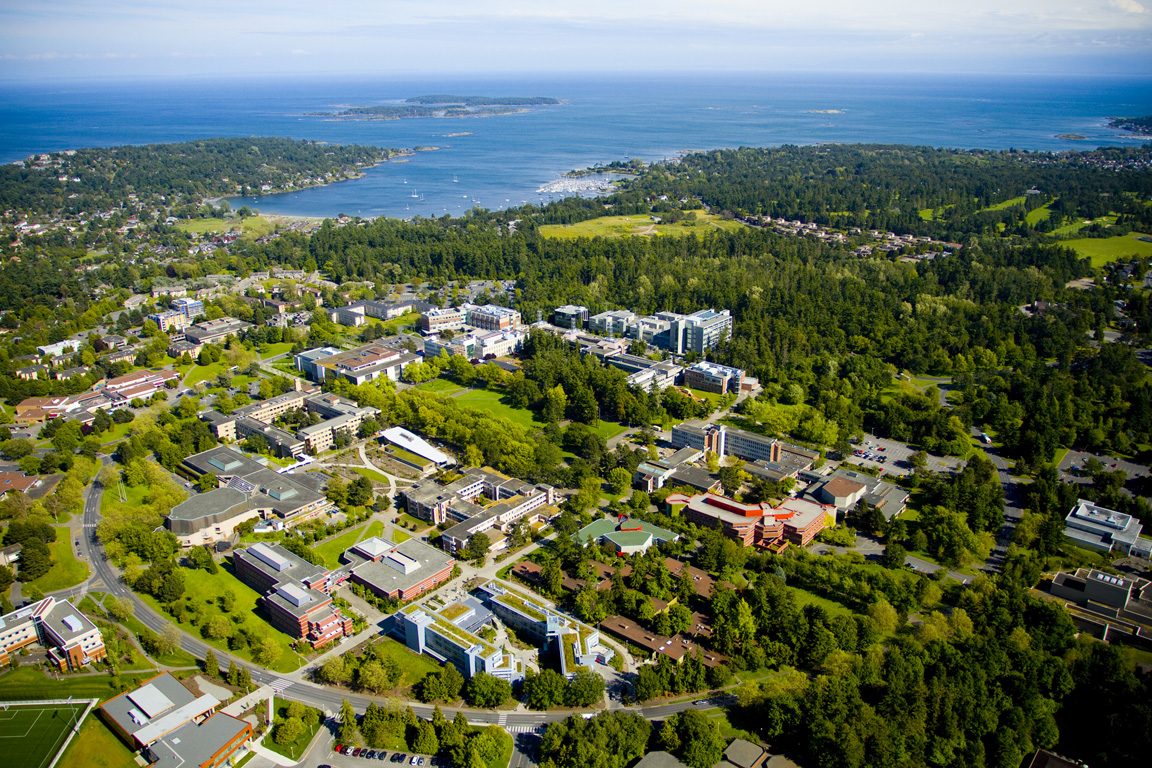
[
  {"x1": 289, "y1": 743, "x2": 438, "y2": 768},
  {"x1": 842, "y1": 433, "x2": 964, "y2": 478},
  {"x1": 1057, "y1": 449, "x2": 1149, "y2": 483}
]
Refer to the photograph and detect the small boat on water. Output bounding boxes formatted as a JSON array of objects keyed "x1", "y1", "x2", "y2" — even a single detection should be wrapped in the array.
[
  {"x1": 410, "y1": 191, "x2": 419, "y2": 198},
  {"x1": 452, "y1": 175, "x2": 459, "y2": 183}
]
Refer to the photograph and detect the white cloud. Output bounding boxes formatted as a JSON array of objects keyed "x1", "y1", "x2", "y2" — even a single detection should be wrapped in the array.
[{"x1": 1110, "y1": 0, "x2": 1146, "y2": 12}]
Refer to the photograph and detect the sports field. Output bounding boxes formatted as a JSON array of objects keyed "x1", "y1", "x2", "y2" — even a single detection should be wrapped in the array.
[{"x1": 0, "y1": 700, "x2": 90, "y2": 768}]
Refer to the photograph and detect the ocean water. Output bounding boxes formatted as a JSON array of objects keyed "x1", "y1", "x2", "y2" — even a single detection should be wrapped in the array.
[{"x1": 2, "y1": 73, "x2": 1150, "y2": 219}]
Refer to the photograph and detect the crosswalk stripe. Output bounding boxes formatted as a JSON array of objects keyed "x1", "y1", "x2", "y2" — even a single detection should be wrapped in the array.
[{"x1": 269, "y1": 678, "x2": 293, "y2": 693}]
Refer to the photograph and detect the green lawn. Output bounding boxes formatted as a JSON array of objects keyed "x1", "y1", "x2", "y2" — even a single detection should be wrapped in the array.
[
  {"x1": 539, "y1": 212, "x2": 743, "y2": 239},
  {"x1": 788, "y1": 586, "x2": 855, "y2": 618},
  {"x1": 183, "y1": 361, "x2": 234, "y2": 387},
  {"x1": 0, "y1": 699, "x2": 92, "y2": 768},
  {"x1": 351, "y1": 467, "x2": 393, "y2": 485},
  {"x1": 174, "y1": 215, "x2": 276, "y2": 239},
  {"x1": 371, "y1": 636, "x2": 445, "y2": 689},
  {"x1": 454, "y1": 390, "x2": 544, "y2": 429},
  {"x1": 396, "y1": 513, "x2": 431, "y2": 531},
  {"x1": 1060, "y1": 231, "x2": 1152, "y2": 267},
  {"x1": 587, "y1": 420, "x2": 628, "y2": 441},
  {"x1": 113, "y1": 611, "x2": 200, "y2": 668},
  {"x1": 258, "y1": 341, "x2": 295, "y2": 359},
  {"x1": 1025, "y1": 204, "x2": 1052, "y2": 225},
  {"x1": 58, "y1": 713, "x2": 138, "y2": 768},
  {"x1": 137, "y1": 561, "x2": 303, "y2": 673},
  {"x1": 392, "y1": 529, "x2": 411, "y2": 543},
  {"x1": 100, "y1": 482, "x2": 149, "y2": 515},
  {"x1": 313, "y1": 521, "x2": 385, "y2": 568},
  {"x1": 265, "y1": 703, "x2": 324, "y2": 760},
  {"x1": 29, "y1": 538, "x2": 89, "y2": 593},
  {"x1": 416, "y1": 378, "x2": 467, "y2": 394},
  {"x1": 980, "y1": 196, "x2": 1025, "y2": 212},
  {"x1": 96, "y1": 421, "x2": 136, "y2": 445},
  {"x1": 0, "y1": 666, "x2": 155, "y2": 701}
]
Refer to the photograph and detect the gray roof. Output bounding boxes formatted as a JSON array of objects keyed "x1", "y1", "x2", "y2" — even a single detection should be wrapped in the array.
[
  {"x1": 167, "y1": 488, "x2": 249, "y2": 535},
  {"x1": 723, "y1": 739, "x2": 766, "y2": 768},
  {"x1": 181, "y1": 446, "x2": 266, "y2": 478},
  {"x1": 635, "y1": 752, "x2": 691, "y2": 768},
  {"x1": 668, "y1": 466, "x2": 718, "y2": 492},
  {"x1": 148, "y1": 713, "x2": 248, "y2": 768},
  {"x1": 39, "y1": 599, "x2": 98, "y2": 643},
  {"x1": 341, "y1": 537, "x2": 455, "y2": 596},
  {"x1": 234, "y1": 541, "x2": 328, "y2": 585},
  {"x1": 100, "y1": 673, "x2": 197, "y2": 743}
]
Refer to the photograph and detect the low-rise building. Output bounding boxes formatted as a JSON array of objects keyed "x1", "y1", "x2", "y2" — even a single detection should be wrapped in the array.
[
  {"x1": 605, "y1": 353, "x2": 683, "y2": 390},
  {"x1": 183, "y1": 317, "x2": 251, "y2": 345},
  {"x1": 301, "y1": 343, "x2": 420, "y2": 385},
  {"x1": 553, "y1": 305, "x2": 588, "y2": 329},
  {"x1": 423, "y1": 328, "x2": 526, "y2": 361},
  {"x1": 588, "y1": 309, "x2": 636, "y2": 336},
  {"x1": 233, "y1": 542, "x2": 353, "y2": 647},
  {"x1": 466, "y1": 303, "x2": 522, "y2": 331},
  {"x1": 419, "y1": 307, "x2": 468, "y2": 334},
  {"x1": 1064, "y1": 499, "x2": 1149, "y2": 556},
  {"x1": 479, "y1": 579, "x2": 613, "y2": 678},
  {"x1": 666, "y1": 492, "x2": 830, "y2": 549},
  {"x1": 810, "y1": 468, "x2": 910, "y2": 521},
  {"x1": 576, "y1": 516, "x2": 679, "y2": 555},
  {"x1": 336, "y1": 537, "x2": 455, "y2": 602},
  {"x1": 0, "y1": 597, "x2": 106, "y2": 671},
  {"x1": 394, "y1": 600, "x2": 523, "y2": 682},
  {"x1": 683, "y1": 360, "x2": 745, "y2": 394},
  {"x1": 100, "y1": 672, "x2": 252, "y2": 768}
]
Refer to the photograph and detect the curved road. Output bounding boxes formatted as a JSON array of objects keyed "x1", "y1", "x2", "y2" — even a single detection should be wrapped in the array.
[{"x1": 74, "y1": 454, "x2": 719, "y2": 728}]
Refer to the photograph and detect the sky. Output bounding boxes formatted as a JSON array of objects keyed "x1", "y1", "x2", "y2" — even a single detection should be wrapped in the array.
[{"x1": 1, "y1": 0, "x2": 1150, "y2": 80}]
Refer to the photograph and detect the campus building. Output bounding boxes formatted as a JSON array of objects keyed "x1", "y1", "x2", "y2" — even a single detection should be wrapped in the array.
[
  {"x1": 552, "y1": 305, "x2": 589, "y2": 330},
  {"x1": 0, "y1": 596, "x2": 106, "y2": 671},
  {"x1": 201, "y1": 385, "x2": 380, "y2": 457},
  {"x1": 576, "y1": 516, "x2": 680, "y2": 555},
  {"x1": 419, "y1": 307, "x2": 468, "y2": 334},
  {"x1": 233, "y1": 542, "x2": 353, "y2": 648},
  {"x1": 666, "y1": 492, "x2": 830, "y2": 549},
  {"x1": 423, "y1": 328, "x2": 526, "y2": 361},
  {"x1": 100, "y1": 672, "x2": 252, "y2": 768},
  {"x1": 403, "y1": 467, "x2": 556, "y2": 554},
  {"x1": 183, "y1": 317, "x2": 251, "y2": 346},
  {"x1": 809, "y1": 468, "x2": 910, "y2": 522},
  {"x1": 682, "y1": 361, "x2": 746, "y2": 394},
  {"x1": 1063, "y1": 499, "x2": 1151, "y2": 557},
  {"x1": 465, "y1": 304, "x2": 522, "y2": 331},
  {"x1": 294, "y1": 343, "x2": 421, "y2": 385},
  {"x1": 604, "y1": 354, "x2": 684, "y2": 390},
  {"x1": 172, "y1": 447, "x2": 333, "y2": 546},
  {"x1": 395, "y1": 601, "x2": 524, "y2": 683},
  {"x1": 336, "y1": 536, "x2": 456, "y2": 603},
  {"x1": 478, "y1": 580, "x2": 613, "y2": 678},
  {"x1": 670, "y1": 421, "x2": 819, "y2": 468}
]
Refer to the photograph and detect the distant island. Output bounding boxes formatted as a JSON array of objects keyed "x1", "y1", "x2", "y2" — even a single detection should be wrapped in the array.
[
  {"x1": 1056, "y1": 133, "x2": 1088, "y2": 141},
  {"x1": 308, "y1": 95, "x2": 560, "y2": 121},
  {"x1": 1108, "y1": 116, "x2": 1152, "y2": 135}
]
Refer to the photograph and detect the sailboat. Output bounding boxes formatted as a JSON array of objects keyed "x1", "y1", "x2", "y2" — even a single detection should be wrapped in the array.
[
  {"x1": 452, "y1": 175, "x2": 459, "y2": 183},
  {"x1": 410, "y1": 190, "x2": 419, "y2": 198}
]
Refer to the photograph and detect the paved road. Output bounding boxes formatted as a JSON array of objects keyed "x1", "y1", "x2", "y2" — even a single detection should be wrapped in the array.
[
  {"x1": 980, "y1": 440, "x2": 1025, "y2": 573},
  {"x1": 71, "y1": 453, "x2": 720, "y2": 739}
]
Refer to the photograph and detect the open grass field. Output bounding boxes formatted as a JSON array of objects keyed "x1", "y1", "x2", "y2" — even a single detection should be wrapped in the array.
[
  {"x1": 416, "y1": 378, "x2": 467, "y2": 394},
  {"x1": 258, "y1": 341, "x2": 295, "y2": 359},
  {"x1": 1026, "y1": 204, "x2": 1052, "y2": 225},
  {"x1": 183, "y1": 361, "x2": 233, "y2": 387},
  {"x1": 265, "y1": 703, "x2": 324, "y2": 760},
  {"x1": 0, "y1": 666, "x2": 155, "y2": 702},
  {"x1": 789, "y1": 586, "x2": 854, "y2": 618},
  {"x1": 350, "y1": 467, "x2": 393, "y2": 485},
  {"x1": 539, "y1": 212, "x2": 743, "y2": 239},
  {"x1": 100, "y1": 482, "x2": 149, "y2": 515},
  {"x1": 138, "y1": 562, "x2": 303, "y2": 674},
  {"x1": 980, "y1": 196, "x2": 1026, "y2": 212},
  {"x1": 313, "y1": 520, "x2": 385, "y2": 567},
  {"x1": 174, "y1": 215, "x2": 276, "y2": 239},
  {"x1": 57, "y1": 714, "x2": 137, "y2": 768},
  {"x1": 587, "y1": 420, "x2": 628, "y2": 441},
  {"x1": 372, "y1": 636, "x2": 446, "y2": 689},
  {"x1": 454, "y1": 389, "x2": 544, "y2": 429},
  {"x1": 28, "y1": 538, "x2": 89, "y2": 593},
  {"x1": 0, "y1": 700, "x2": 91, "y2": 768},
  {"x1": 1060, "y1": 231, "x2": 1152, "y2": 267}
]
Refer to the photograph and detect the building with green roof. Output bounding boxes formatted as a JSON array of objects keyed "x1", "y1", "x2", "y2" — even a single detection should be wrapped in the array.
[{"x1": 576, "y1": 516, "x2": 679, "y2": 555}]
